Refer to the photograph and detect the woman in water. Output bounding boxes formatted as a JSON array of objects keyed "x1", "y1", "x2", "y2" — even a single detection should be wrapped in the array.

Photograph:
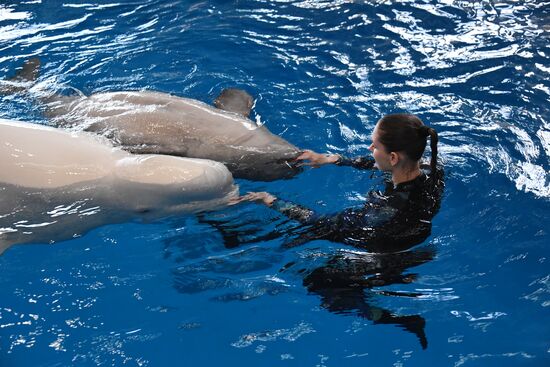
[
  {"x1": 236, "y1": 113, "x2": 444, "y2": 252},
  {"x1": 231, "y1": 113, "x2": 443, "y2": 347}
]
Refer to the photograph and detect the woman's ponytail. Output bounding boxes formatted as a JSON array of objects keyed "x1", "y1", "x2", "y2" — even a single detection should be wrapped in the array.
[{"x1": 427, "y1": 127, "x2": 438, "y2": 176}]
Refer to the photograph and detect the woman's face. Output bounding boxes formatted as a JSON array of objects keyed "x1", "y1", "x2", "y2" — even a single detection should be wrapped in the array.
[{"x1": 369, "y1": 125, "x2": 392, "y2": 171}]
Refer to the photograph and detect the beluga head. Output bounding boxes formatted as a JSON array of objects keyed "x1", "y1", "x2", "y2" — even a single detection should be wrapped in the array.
[{"x1": 0, "y1": 119, "x2": 238, "y2": 255}]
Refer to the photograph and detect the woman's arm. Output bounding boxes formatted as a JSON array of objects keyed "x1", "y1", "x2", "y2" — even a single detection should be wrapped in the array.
[
  {"x1": 297, "y1": 150, "x2": 375, "y2": 170},
  {"x1": 234, "y1": 192, "x2": 317, "y2": 224},
  {"x1": 335, "y1": 155, "x2": 376, "y2": 170},
  {"x1": 234, "y1": 191, "x2": 398, "y2": 241},
  {"x1": 271, "y1": 198, "x2": 317, "y2": 223},
  {"x1": 234, "y1": 191, "x2": 410, "y2": 251}
]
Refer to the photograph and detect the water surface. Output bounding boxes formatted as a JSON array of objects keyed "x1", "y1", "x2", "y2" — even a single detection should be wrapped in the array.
[{"x1": 0, "y1": 0, "x2": 549, "y2": 366}]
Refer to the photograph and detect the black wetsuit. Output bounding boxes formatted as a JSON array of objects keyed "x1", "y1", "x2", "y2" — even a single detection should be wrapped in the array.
[{"x1": 273, "y1": 156, "x2": 444, "y2": 252}]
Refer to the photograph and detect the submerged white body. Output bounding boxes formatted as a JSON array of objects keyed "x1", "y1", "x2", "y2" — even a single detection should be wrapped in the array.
[{"x1": 0, "y1": 119, "x2": 237, "y2": 254}]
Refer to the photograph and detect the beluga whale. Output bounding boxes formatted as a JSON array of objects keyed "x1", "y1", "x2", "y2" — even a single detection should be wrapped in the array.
[
  {"x1": 6, "y1": 59, "x2": 302, "y2": 181},
  {"x1": 0, "y1": 119, "x2": 237, "y2": 255}
]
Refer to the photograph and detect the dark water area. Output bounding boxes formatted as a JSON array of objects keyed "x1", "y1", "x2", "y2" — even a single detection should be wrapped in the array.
[{"x1": 0, "y1": 0, "x2": 549, "y2": 366}]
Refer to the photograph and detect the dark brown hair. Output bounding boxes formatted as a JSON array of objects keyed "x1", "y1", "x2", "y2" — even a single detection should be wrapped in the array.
[{"x1": 377, "y1": 113, "x2": 439, "y2": 174}]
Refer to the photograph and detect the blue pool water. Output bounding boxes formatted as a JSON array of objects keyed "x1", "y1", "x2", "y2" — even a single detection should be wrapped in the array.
[{"x1": 1, "y1": 0, "x2": 549, "y2": 365}]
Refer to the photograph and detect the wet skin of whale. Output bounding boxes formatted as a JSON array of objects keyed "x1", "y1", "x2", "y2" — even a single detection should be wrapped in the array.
[
  {"x1": 5, "y1": 59, "x2": 301, "y2": 181},
  {"x1": 0, "y1": 119, "x2": 237, "y2": 255},
  {"x1": 46, "y1": 90, "x2": 302, "y2": 181}
]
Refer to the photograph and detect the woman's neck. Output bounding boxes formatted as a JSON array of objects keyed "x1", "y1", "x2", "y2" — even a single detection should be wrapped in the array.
[{"x1": 391, "y1": 164, "x2": 421, "y2": 186}]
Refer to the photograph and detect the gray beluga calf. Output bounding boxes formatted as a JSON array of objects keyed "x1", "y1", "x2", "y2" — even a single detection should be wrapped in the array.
[
  {"x1": 9, "y1": 59, "x2": 302, "y2": 181},
  {"x1": 53, "y1": 90, "x2": 301, "y2": 181},
  {"x1": 0, "y1": 119, "x2": 237, "y2": 255}
]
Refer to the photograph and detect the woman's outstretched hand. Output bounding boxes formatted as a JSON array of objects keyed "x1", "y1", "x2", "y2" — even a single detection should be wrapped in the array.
[
  {"x1": 229, "y1": 191, "x2": 277, "y2": 207},
  {"x1": 296, "y1": 150, "x2": 340, "y2": 168}
]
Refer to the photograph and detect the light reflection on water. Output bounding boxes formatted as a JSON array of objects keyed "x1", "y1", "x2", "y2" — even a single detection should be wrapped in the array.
[{"x1": 0, "y1": 0, "x2": 549, "y2": 366}]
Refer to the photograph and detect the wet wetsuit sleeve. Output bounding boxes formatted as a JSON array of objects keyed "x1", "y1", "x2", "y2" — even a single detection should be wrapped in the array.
[
  {"x1": 271, "y1": 199, "x2": 318, "y2": 224},
  {"x1": 271, "y1": 198, "x2": 376, "y2": 228},
  {"x1": 335, "y1": 155, "x2": 375, "y2": 170},
  {"x1": 270, "y1": 193, "x2": 397, "y2": 245}
]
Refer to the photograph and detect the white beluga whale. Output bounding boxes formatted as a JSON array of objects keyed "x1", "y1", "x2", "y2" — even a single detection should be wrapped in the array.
[
  {"x1": 0, "y1": 119, "x2": 237, "y2": 255},
  {"x1": 6, "y1": 59, "x2": 302, "y2": 181}
]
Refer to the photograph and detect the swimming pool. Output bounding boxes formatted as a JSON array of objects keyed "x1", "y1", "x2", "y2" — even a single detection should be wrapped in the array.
[{"x1": 1, "y1": 0, "x2": 549, "y2": 365}]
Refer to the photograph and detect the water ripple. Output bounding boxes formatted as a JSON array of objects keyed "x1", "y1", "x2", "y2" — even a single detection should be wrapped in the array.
[{"x1": 1, "y1": 0, "x2": 549, "y2": 364}]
